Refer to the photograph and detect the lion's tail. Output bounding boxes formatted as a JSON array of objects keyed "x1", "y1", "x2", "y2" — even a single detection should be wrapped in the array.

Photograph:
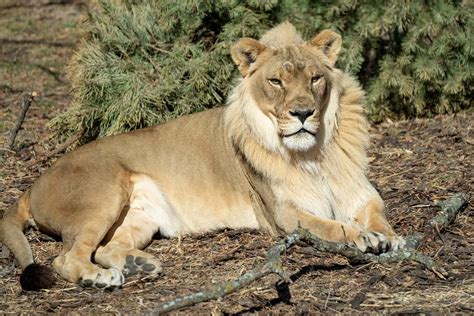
[{"x1": 0, "y1": 190, "x2": 55, "y2": 290}]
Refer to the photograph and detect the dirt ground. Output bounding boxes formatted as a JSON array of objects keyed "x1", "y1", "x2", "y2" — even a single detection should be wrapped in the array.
[{"x1": 0, "y1": 1, "x2": 473, "y2": 314}]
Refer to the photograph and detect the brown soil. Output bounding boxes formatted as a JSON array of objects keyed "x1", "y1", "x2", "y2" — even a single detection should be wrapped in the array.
[{"x1": 0, "y1": 1, "x2": 473, "y2": 314}]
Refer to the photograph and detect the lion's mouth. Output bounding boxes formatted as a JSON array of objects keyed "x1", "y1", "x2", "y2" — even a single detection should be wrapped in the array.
[{"x1": 282, "y1": 128, "x2": 316, "y2": 138}]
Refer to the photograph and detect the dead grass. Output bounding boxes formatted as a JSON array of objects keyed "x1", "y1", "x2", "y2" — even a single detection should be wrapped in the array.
[{"x1": 0, "y1": 1, "x2": 473, "y2": 314}]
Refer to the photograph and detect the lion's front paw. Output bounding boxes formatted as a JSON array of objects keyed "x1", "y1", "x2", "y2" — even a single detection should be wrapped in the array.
[
  {"x1": 352, "y1": 232, "x2": 405, "y2": 254},
  {"x1": 387, "y1": 235, "x2": 405, "y2": 252}
]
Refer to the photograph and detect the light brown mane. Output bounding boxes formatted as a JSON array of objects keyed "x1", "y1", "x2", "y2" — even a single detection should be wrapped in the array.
[{"x1": 259, "y1": 21, "x2": 304, "y2": 48}]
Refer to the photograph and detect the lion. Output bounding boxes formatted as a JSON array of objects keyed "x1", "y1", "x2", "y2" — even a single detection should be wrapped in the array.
[{"x1": 0, "y1": 22, "x2": 404, "y2": 291}]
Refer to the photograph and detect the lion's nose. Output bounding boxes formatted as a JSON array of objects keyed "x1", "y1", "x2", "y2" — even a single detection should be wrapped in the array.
[{"x1": 289, "y1": 109, "x2": 314, "y2": 123}]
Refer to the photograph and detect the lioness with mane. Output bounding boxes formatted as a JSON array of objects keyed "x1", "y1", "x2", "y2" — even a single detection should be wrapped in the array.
[{"x1": 0, "y1": 23, "x2": 404, "y2": 290}]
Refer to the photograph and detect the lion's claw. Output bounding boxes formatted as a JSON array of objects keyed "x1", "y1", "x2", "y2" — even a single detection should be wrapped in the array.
[{"x1": 354, "y1": 231, "x2": 405, "y2": 254}]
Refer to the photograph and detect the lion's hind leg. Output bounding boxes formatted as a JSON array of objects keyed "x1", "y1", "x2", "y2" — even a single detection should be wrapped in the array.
[
  {"x1": 94, "y1": 175, "x2": 177, "y2": 280},
  {"x1": 94, "y1": 206, "x2": 163, "y2": 279},
  {"x1": 52, "y1": 220, "x2": 125, "y2": 289},
  {"x1": 49, "y1": 186, "x2": 131, "y2": 289}
]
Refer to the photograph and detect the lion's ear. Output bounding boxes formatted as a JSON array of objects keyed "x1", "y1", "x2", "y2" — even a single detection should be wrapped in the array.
[
  {"x1": 311, "y1": 30, "x2": 342, "y2": 66},
  {"x1": 231, "y1": 38, "x2": 267, "y2": 77}
]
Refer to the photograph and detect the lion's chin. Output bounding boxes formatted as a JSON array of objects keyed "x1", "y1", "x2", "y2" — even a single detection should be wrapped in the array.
[{"x1": 282, "y1": 132, "x2": 317, "y2": 152}]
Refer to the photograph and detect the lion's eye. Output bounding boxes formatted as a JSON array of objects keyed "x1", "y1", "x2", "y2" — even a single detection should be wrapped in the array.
[
  {"x1": 311, "y1": 75, "x2": 322, "y2": 85},
  {"x1": 268, "y1": 78, "x2": 282, "y2": 86}
]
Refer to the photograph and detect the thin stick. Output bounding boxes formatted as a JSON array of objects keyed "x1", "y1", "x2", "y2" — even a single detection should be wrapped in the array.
[{"x1": 5, "y1": 92, "x2": 35, "y2": 150}]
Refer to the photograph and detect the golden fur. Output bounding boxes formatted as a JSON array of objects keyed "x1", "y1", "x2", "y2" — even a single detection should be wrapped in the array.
[{"x1": 0, "y1": 23, "x2": 404, "y2": 290}]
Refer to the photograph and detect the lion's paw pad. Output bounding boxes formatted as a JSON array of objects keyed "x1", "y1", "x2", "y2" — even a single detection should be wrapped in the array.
[
  {"x1": 80, "y1": 279, "x2": 93, "y2": 287},
  {"x1": 123, "y1": 255, "x2": 162, "y2": 277}
]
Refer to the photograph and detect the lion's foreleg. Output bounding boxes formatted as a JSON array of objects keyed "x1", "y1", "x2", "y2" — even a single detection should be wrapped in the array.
[
  {"x1": 352, "y1": 198, "x2": 393, "y2": 234},
  {"x1": 274, "y1": 203, "x2": 375, "y2": 252}
]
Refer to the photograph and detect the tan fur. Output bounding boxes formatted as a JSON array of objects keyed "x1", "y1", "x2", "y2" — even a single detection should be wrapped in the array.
[
  {"x1": 0, "y1": 23, "x2": 404, "y2": 289},
  {"x1": 0, "y1": 192, "x2": 34, "y2": 269}
]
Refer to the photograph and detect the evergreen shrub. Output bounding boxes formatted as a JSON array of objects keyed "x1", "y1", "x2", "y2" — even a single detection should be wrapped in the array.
[{"x1": 51, "y1": 0, "x2": 473, "y2": 142}]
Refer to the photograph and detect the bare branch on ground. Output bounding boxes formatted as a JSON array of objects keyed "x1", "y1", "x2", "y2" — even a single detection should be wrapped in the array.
[
  {"x1": 404, "y1": 193, "x2": 469, "y2": 250},
  {"x1": 153, "y1": 231, "x2": 300, "y2": 314},
  {"x1": 430, "y1": 193, "x2": 469, "y2": 231},
  {"x1": 5, "y1": 92, "x2": 35, "y2": 150},
  {"x1": 151, "y1": 193, "x2": 468, "y2": 314}
]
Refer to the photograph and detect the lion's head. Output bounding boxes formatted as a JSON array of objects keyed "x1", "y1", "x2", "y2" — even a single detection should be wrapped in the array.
[{"x1": 230, "y1": 23, "x2": 342, "y2": 152}]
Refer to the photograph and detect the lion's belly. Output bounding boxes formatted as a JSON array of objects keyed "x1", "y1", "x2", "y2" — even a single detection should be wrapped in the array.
[{"x1": 128, "y1": 174, "x2": 259, "y2": 238}]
